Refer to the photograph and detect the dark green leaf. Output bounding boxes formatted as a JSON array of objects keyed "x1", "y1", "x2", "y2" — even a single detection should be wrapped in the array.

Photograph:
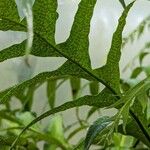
[
  {"x1": 119, "y1": 0, "x2": 126, "y2": 9},
  {"x1": 84, "y1": 116, "x2": 112, "y2": 150},
  {"x1": 47, "y1": 80, "x2": 57, "y2": 109},
  {"x1": 89, "y1": 81, "x2": 99, "y2": 95}
]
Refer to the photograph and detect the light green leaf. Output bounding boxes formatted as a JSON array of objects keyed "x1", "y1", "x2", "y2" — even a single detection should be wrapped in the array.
[
  {"x1": 106, "y1": 76, "x2": 150, "y2": 144},
  {"x1": 0, "y1": 0, "x2": 96, "y2": 68},
  {"x1": 108, "y1": 76, "x2": 150, "y2": 109},
  {"x1": 45, "y1": 115, "x2": 69, "y2": 149},
  {"x1": 139, "y1": 51, "x2": 149, "y2": 65},
  {"x1": 70, "y1": 77, "x2": 81, "y2": 99},
  {"x1": 123, "y1": 15, "x2": 150, "y2": 47},
  {"x1": 0, "y1": 37, "x2": 59, "y2": 63}
]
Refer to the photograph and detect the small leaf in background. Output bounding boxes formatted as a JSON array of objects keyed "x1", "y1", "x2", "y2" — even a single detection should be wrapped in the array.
[
  {"x1": 46, "y1": 115, "x2": 64, "y2": 141},
  {"x1": 139, "y1": 52, "x2": 149, "y2": 65},
  {"x1": 44, "y1": 143, "x2": 57, "y2": 150},
  {"x1": 70, "y1": 77, "x2": 81, "y2": 99},
  {"x1": 146, "y1": 99, "x2": 150, "y2": 120},
  {"x1": 84, "y1": 116, "x2": 112, "y2": 150},
  {"x1": 137, "y1": 91, "x2": 148, "y2": 113},
  {"x1": 47, "y1": 80, "x2": 57, "y2": 109},
  {"x1": 45, "y1": 115, "x2": 69, "y2": 149},
  {"x1": 143, "y1": 66, "x2": 150, "y2": 76},
  {"x1": 89, "y1": 81, "x2": 99, "y2": 95},
  {"x1": 58, "y1": 0, "x2": 97, "y2": 69},
  {"x1": 119, "y1": 0, "x2": 126, "y2": 9},
  {"x1": 16, "y1": 111, "x2": 39, "y2": 131},
  {"x1": 130, "y1": 67, "x2": 143, "y2": 79},
  {"x1": 123, "y1": 15, "x2": 150, "y2": 47}
]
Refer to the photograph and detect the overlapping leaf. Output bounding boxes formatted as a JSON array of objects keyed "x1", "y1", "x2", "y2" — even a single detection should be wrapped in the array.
[{"x1": 10, "y1": 88, "x2": 117, "y2": 148}]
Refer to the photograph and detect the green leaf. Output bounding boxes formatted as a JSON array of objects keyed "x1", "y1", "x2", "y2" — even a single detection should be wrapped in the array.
[
  {"x1": 70, "y1": 77, "x2": 81, "y2": 99},
  {"x1": 0, "y1": 0, "x2": 108, "y2": 94},
  {"x1": 84, "y1": 116, "x2": 112, "y2": 150},
  {"x1": 123, "y1": 15, "x2": 150, "y2": 47},
  {"x1": 137, "y1": 91, "x2": 148, "y2": 112},
  {"x1": 58, "y1": 0, "x2": 97, "y2": 69},
  {"x1": 0, "y1": 61, "x2": 90, "y2": 104},
  {"x1": 119, "y1": 0, "x2": 126, "y2": 9},
  {"x1": 16, "y1": 111, "x2": 39, "y2": 130},
  {"x1": 47, "y1": 80, "x2": 57, "y2": 109},
  {"x1": 44, "y1": 143, "x2": 57, "y2": 150},
  {"x1": 94, "y1": 2, "x2": 134, "y2": 92},
  {"x1": 45, "y1": 115, "x2": 69, "y2": 148},
  {"x1": 0, "y1": 0, "x2": 21, "y2": 30},
  {"x1": 0, "y1": 0, "x2": 58, "y2": 43},
  {"x1": 73, "y1": 140, "x2": 84, "y2": 150},
  {"x1": 10, "y1": 88, "x2": 117, "y2": 149},
  {"x1": 0, "y1": 135, "x2": 15, "y2": 146},
  {"x1": 139, "y1": 52, "x2": 149, "y2": 65},
  {"x1": 130, "y1": 67, "x2": 143, "y2": 78},
  {"x1": 89, "y1": 81, "x2": 99, "y2": 95}
]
